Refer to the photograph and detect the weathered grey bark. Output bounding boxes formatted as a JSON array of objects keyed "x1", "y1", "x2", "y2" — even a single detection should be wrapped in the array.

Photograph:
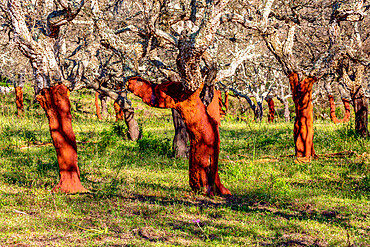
[
  {"x1": 172, "y1": 109, "x2": 189, "y2": 158},
  {"x1": 99, "y1": 95, "x2": 108, "y2": 119},
  {"x1": 123, "y1": 107, "x2": 140, "y2": 141},
  {"x1": 350, "y1": 84, "x2": 369, "y2": 137},
  {"x1": 277, "y1": 96, "x2": 290, "y2": 122}
]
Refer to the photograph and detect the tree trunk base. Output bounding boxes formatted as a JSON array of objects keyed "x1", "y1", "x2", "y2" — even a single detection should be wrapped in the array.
[{"x1": 37, "y1": 85, "x2": 87, "y2": 193}]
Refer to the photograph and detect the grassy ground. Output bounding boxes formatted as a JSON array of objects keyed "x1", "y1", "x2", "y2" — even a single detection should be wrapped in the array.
[{"x1": 0, "y1": 87, "x2": 369, "y2": 246}]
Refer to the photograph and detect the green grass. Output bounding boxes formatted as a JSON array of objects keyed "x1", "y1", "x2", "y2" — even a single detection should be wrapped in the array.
[{"x1": 0, "y1": 87, "x2": 369, "y2": 246}]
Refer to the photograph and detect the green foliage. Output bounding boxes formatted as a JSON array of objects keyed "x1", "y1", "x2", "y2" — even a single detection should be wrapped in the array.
[{"x1": 137, "y1": 131, "x2": 174, "y2": 157}]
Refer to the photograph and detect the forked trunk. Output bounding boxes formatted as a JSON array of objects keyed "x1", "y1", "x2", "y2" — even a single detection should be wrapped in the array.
[
  {"x1": 328, "y1": 95, "x2": 350, "y2": 123},
  {"x1": 289, "y1": 72, "x2": 316, "y2": 161},
  {"x1": 127, "y1": 77, "x2": 230, "y2": 195},
  {"x1": 95, "y1": 91, "x2": 102, "y2": 120},
  {"x1": 350, "y1": 84, "x2": 369, "y2": 137},
  {"x1": 172, "y1": 109, "x2": 189, "y2": 158},
  {"x1": 267, "y1": 98, "x2": 275, "y2": 123},
  {"x1": 15, "y1": 86, "x2": 24, "y2": 117},
  {"x1": 36, "y1": 85, "x2": 87, "y2": 193}
]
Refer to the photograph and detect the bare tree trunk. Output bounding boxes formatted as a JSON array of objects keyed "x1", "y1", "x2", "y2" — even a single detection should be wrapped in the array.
[
  {"x1": 37, "y1": 85, "x2": 87, "y2": 193},
  {"x1": 123, "y1": 107, "x2": 140, "y2": 141},
  {"x1": 95, "y1": 92, "x2": 102, "y2": 120},
  {"x1": 172, "y1": 109, "x2": 189, "y2": 158},
  {"x1": 278, "y1": 97, "x2": 291, "y2": 122},
  {"x1": 254, "y1": 102, "x2": 263, "y2": 122},
  {"x1": 289, "y1": 73, "x2": 316, "y2": 162},
  {"x1": 328, "y1": 95, "x2": 351, "y2": 124},
  {"x1": 350, "y1": 85, "x2": 369, "y2": 137},
  {"x1": 113, "y1": 92, "x2": 140, "y2": 141},
  {"x1": 267, "y1": 98, "x2": 275, "y2": 123},
  {"x1": 127, "y1": 77, "x2": 230, "y2": 195},
  {"x1": 100, "y1": 95, "x2": 108, "y2": 119},
  {"x1": 15, "y1": 86, "x2": 24, "y2": 117}
]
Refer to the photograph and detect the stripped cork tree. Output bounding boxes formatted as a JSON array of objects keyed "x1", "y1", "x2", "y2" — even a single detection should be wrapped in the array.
[
  {"x1": 93, "y1": 0, "x2": 261, "y2": 195},
  {"x1": 324, "y1": 79, "x2": 351, "y2": 123},
  {"x1": 226, "y1": 0, "x2": 334, "y2": 161},
  {"x1": 329, "y1": 0, "x2": 370, "y2": 137},
  {"x1": 4, "y1": 0, "x2": 88, "y2": 193}
]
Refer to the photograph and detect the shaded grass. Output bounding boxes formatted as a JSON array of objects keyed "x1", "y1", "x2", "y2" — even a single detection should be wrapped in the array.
[{"x1": 0, "y1": 88, "x2": 369, "y2": 246}]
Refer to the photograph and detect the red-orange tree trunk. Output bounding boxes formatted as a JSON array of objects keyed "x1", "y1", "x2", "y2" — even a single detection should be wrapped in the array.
[
  {"x1": 328, "y1": 95, "x2": 350, "y2": 123},
  {"x1": 127, "y1": 77, "x2": 230, "y2": 195},
  {"x1": 15, "y1": 86, "x2": 24, "y2": 117},
  {"x1": 95, "y1": 92, "x2": 102, "y2": 120},
  {"x1": 289, "y1": 73, "x2": 316, "y2": 161},
  {"x1": 267, "y1": 98, "x2": 275, "y2": 123},
  {"x1": 37, "y1": 85, "x2": 87, "y2": 193},
  {"x1": 114, "y1": 101, "x2": 124, "y2": 121}
]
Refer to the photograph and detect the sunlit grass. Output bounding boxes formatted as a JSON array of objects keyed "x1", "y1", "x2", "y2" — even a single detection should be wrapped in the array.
[{"x1": 0, "y1": 87, "x2": 369, "y2": 246}]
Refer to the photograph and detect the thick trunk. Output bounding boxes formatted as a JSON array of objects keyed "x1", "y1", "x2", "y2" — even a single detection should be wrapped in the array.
[
  {"x1": 95, "y1": 92, "x2": 102, "y2": 120},
  {"x1": 172, "y1": 109, "x2": 189, "y2": 158},
  {"x1": 267, "y1": 98, "x2": 275, "y2": 123},
  {"x1": 350, "y1": 85, "x2": 369, "y2": 137},
  {"x1": 328, "y1": 95, "x2": 351, "y2": 124},
  {"x1": 127, "y1": 77, "x2": 230, "y2": 195},
  {"x1": 289, "y1": 73, "x2": 316, "y2": 161},
  {"x1": 15, "y1": 86, "x2": 24, "y2": 117},
  {"x1": 36, "y1": 85, "x2": 87, "y2": 193}
]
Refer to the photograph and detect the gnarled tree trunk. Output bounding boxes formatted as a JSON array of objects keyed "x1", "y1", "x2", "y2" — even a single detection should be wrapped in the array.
[
  {"x1": 37, "y1": 85, "x2": 87, "y2": 193},
  {"x1": 15, "y1": 86, "x2": 24, "y2": 117},
  {"x1": 267, "y1": 98, "x2": 275, "y2": 123},
  {"x1": 350, "y1": 85, "x2": 369, "y2": 137},
  {"x1": 127, "y1": 77, "x2": 230, "y2": 195},
  {"x1": 328, "y1": 95, "x2": 350, "y2": 123},
  {"x1": 289, "y1": 72, "x2": 316, "y2": 162},
  {"x1": 172, "y1": 109, "x2": 189, "y2": 158}
]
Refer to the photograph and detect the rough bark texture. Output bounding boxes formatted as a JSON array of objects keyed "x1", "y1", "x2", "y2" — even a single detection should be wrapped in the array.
[
  {"x1": 267, "y1": 98, "x2": 275, "y2": 123},
  {"x1": 113, "y1": 93, "x2": 140, "y2": 141},
  {"x1": 100, "y1": 95, "x2": 108, "y2": 119},
  {"x1": 95, "y1": 92, "x2": 102, "y2": 120},
  {"x1": 172, "y1": 109, "x2": 189, "y2": 158},
  {"x1": 289, "y1": 73, "x2": 316, "y2": 162},
  {"x1": 15, "y1": 86, "x2": 24, "y2": 117},
  {"x1": 350, "y1": 85, "x2": 369, "y2": 137},
  {"x1": 328, "y1": 95, "x2": 350, "y2": 124},
  {"x1": 36, "y1": 85, "x2": 87, "y2": 193},
  {"x1": 127, "y1": 77, "x2": 230, "y2": 195}
]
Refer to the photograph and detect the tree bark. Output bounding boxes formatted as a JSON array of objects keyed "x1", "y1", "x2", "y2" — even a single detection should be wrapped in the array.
[
  {"x1": 289, "y1": 72, "x2": 316, "y2": 161},
  {"x1": 127, "y1": 77, "x2": 230, "y2": 195},
  {"x1": 267, "y1": 98, "x2": 275, "y2": 123},
  {"x1": 36, "y1": 85, "x2": 87, "y2": 193},
  {"x1": 172, "y1": 109, "x2": 189, "y2": 158},
  {"x1": 100, "y1": 95, "x2": 108, "y2": 119},
  {"x1": 113, "y1": 93, "x2": 140, "y2": 141},
  {"x1": 328, "y1": 95, "x2": 351, "y2": 124},
  {"x1": 15, "y1": 86, "x2": 24, "y2": 117},
  {"x1": 254, "y1": 102, "x2": 263, "y2": 122},
  {"x1": 95, "y1": 91, "x2": 102, "y2": 120},
  {"x1": 350, "y1": 85, "x2": 369, "y2": 137},
  {"x1": 216, "y1": 90, "x2": 228, "y2": 118}
]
